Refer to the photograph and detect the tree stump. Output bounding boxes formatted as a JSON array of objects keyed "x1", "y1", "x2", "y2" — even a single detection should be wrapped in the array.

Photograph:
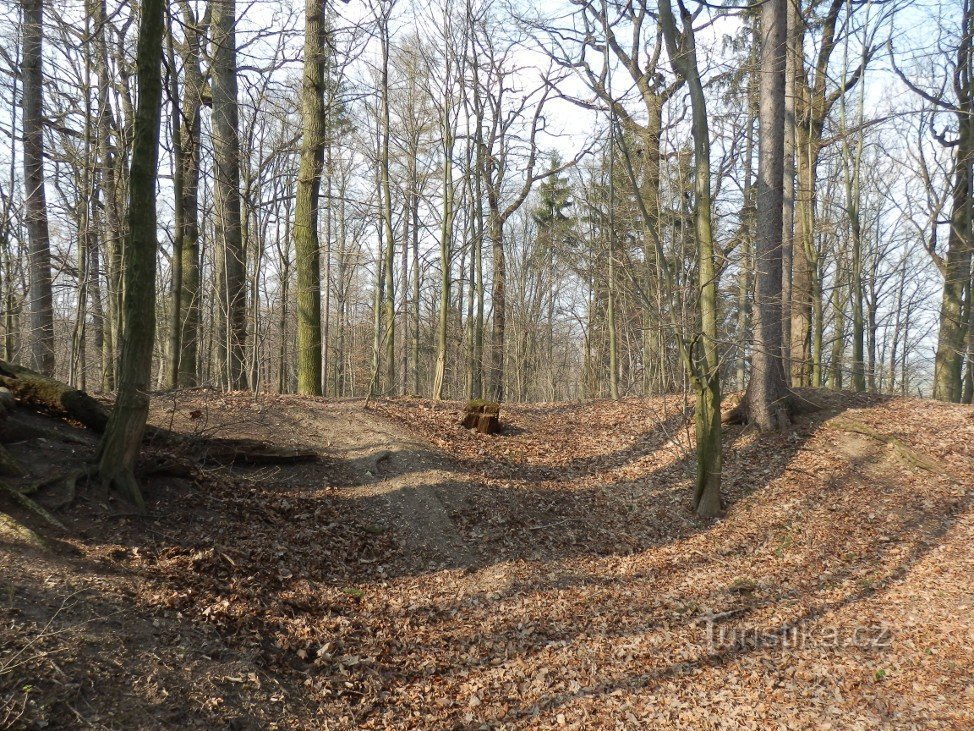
[{"x1": 460, "y1": 400, "x2": 500, "y2": 434}]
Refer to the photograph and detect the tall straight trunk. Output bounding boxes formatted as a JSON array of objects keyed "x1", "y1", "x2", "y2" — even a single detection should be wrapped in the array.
[
  {"x1": 829, "y1": 271, "x2": 846, "y2": 388},
  {"x1": 323, "y1": 138, "x2": 333, "y2": 396},
  {"x1": 70, "y1": 20, "x2": 97, "y2": 390},
  {"x1": 92, "y1": 0, "x2": 121, "y2": 390},
  {"x1": 606, "y1": 125, "x2": 619, "y2": 400},
  {"x1": 849, "y1": 200, "x2": 866, "y2": 390},
  {"x1": 782, "y1": 0, "x2": 797, "y2": 376},
  {"x1": 963, "y1": 271, "x2": 974, "y2": 403},
  {"x1": 639, "y1": 110, "x2": 664, "y2": 395},
  {"x1": 841, "y1": 54, "x2": 867, "y2": 392},
  {"x1": 174, "y1": 0, "x2": 204, "y2": 387},
  {"x1": 400, "y1": 196, "x2": 409, "y2": 393},
  {"x1": 933, "y1": 137, "x2": 972, "y2": 402},
  {"x1": 432, "y1": 116, "x2": 455, "y2": 399},
  {"x1": 294, "y1": 0, "x2": 326, "y2": 396},
  {"x1": 94, "y1": 0, "x2": 165, "y2": 509},
  {"x1": 22, "y1": 0, "x2": 54, "y2": 375},
  {"x1": 411, "y1": 177, "x2": 420, "y2": 394},
  {"x1": 791, "y1": 0, "x2": 864, "y2": 387},
  {"x1": 866, "y1": 271, "x2": 879, "y2": 392},
  {"x1": 740, "y1": 0, "x2": 791, "y2": 430},
  {"x1": 211, "y1": 0, "x2": 247, "y2": 390},
  {"x1": 166, "y1": 22, "x2": 182, "y2": 389},
  {"x1": 467, "y1": 12, "x2": 485, "y2": 400},
  {"x1": 379, "y1": 6, "x2": 396, "y2": 395},
  {"x1": 736, "y1": 44, "x2": 757, "y2": 391},
  {"x1": 470, "y1": 146, "x2": 486, "y2": 400},
  {"x1": 791, "y1": 121, "x2": 815, "y2": 387},
  {"x1": 487, "y1": 211, "x2": 506, "y2": 401}
]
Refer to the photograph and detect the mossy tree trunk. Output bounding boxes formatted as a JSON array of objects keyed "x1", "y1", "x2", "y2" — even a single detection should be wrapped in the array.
[
  {"x1": 933, "y1": 4, "x2": 974, "y2": 403},
  {"x1": 659, "y1": 0, "x2": 722, "y2": 517},
  {"x1": 93, "y1": 0, "x2": 165, "y2": 510}
]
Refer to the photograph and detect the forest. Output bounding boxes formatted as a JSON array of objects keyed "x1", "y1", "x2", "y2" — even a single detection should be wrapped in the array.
[{"x1": 0, "y1": 0, "x2": 972, "y2": 728}]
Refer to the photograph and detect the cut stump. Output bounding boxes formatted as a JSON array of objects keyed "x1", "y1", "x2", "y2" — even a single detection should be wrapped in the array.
[{"x1": 460, "y1": 400, "x2": 500, "y2": 435}]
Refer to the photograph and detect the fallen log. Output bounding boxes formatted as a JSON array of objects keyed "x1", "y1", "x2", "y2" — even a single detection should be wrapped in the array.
[
  {"x1": 0, "y1": 360, "x2": 109, "y2": 432},
  {"x1": 199, "y1": 438, "x2": 319, "y2": 466}
]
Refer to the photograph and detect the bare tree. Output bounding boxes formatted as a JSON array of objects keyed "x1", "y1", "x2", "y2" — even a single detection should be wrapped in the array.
[
  {"x1": 94, "y1": 0, "x2": 166, "y2": 508},
  {"x1": 21, "y1": 0, "x2": 54, "y2": 374},
  {"x1": 211, "y1": 0, "x2": 247, "y2": 390}
]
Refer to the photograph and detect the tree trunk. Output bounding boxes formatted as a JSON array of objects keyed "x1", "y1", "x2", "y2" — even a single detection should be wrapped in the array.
[
  {"x1": 934, "y1": 114, "x2": 973, "y2": 401},
  {"x1": 171, "y1": 0, "x2": 204, "y2": 388},
  {"x1": 739, "y1": 0, "x2": 791, "y2": 430},
  {"x1": 211, "y1": 0, "x2": 247, "y2": 390},
  {"x1": 432, "y1": 101, "x2": 455, "y2": 399},
  {"x1": 294, "y1": 0, "x2": 326, "y2": 396},
  {"x1": 658, "y1": 0, "x2": 722, "y2": 517},
  {"x1": 379, "y1": 5, "x2": 396, "y2": 396},
  {"x1": 488, "y1": 211, "x2": 506, "y2": 402},
  {"x1": 781, "y1": 0, "x2": 798, "y2": 376},
  {"x1": 93, "y1": 0, "x2": 165, "y2": 510},
  {"x1": 22, "y1": 0, "x2": 55, "y2": 375}
]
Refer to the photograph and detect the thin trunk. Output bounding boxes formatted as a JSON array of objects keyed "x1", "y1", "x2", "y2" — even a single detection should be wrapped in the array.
[
  {"x1": 659, "y1": 0, "x2": 722, "y2": 517},
  {"x1": 211, "y1": 0, "x2": 247, "y2": 390}
]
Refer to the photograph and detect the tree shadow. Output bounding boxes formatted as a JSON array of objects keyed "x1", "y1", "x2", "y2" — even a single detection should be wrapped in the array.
[{"x1": 4, "y1": 387, "x2": 961, "y2": 727}]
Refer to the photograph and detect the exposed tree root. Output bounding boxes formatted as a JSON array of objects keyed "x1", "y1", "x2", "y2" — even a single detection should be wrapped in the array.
[
  {"x1": 22, "y1": 467, "x2": 94, "y2": 510},
  {"x1": 0, "y1": 482, "x2": 66, "y2": 530},
  {"x1": 0, "y1": 445, "x2": 24, "y2": 477},
  {"x1": 0, "y1": 511, "x2": 49, "y2": 550},
  {"x1": 724, "y1": 388, "x2": 819, "y2": 427},
  {"x1": 830, "y1": 418, "x2": 957, "y2": 481},
  {"x1": 96, "y1": 468, "x2": 147, "y2": 514}
]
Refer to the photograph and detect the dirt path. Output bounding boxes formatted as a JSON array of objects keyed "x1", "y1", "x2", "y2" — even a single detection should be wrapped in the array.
[{"x1": 297, "y1": 400, "x2": 476, "y2": 570}]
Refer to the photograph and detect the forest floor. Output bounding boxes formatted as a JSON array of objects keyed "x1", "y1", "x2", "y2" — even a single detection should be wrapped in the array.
[{"x1": 1, "y1": 388, "x2": 973, "y2": 729}]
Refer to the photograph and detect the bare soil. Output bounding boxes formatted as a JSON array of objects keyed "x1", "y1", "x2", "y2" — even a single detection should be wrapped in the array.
[{"x1": 1, "y1": 389, "x2": 972, "y2": 729}]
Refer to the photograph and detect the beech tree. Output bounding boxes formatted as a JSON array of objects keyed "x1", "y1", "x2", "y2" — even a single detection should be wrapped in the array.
[
  {"x1": 22, "y1": 0, "x2": 53, "y2": 375},
  {"x1": 294, "y1": 0, "x2": 328, "y2": 396},
  {"x1": 734, "y1": 0, "x2": 792, "y2": 429}
]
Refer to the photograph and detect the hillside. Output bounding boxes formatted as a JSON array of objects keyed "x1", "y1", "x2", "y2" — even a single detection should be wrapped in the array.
[{"x1": 1, "y1": 390, "x2": 972, "y2": 729}]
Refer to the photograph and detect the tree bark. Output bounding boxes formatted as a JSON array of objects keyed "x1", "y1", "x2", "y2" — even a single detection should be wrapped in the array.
[
  {"x1": 93, "y1": 0, "x2": 166, "y2": 509},
  {"x1": 738, "y1": 0, "x2": 791, "y2": 430},
  {"x1": 22, "y1": 0, "x2": 55, "y2": 375},
  {"x1": 294, "y1": 0, "x2": 327, "y2": 396},
  {"x1": 658, "y1": 0, "x2": 722, "y2": 517},
  {"x1": 211, "y1": 0, "x2": 247, "y2": 390}
]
